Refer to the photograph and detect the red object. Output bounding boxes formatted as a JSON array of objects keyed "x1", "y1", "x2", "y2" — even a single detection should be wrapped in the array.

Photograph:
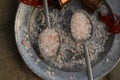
[
  {"x1": 20, "y1": 0, "x2": 54, "y2": 8},
  {"x1": 99, "y1": 13, "x2": 120, "y2": 34}
]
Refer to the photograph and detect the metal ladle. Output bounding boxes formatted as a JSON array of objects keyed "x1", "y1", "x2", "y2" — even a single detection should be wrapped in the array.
[{"x1": 71, "y1": 10, "x2": 94, "y2": 80}]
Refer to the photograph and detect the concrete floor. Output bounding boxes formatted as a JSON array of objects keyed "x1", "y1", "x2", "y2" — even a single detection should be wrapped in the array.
[{"x1": 0, "y1": 0, "x2": 120, "y2": 80}]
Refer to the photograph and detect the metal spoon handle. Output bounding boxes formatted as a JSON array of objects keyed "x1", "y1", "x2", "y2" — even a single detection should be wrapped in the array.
[
  {"x1": 83, "y1": 43, "x2": 93, "y2": 80},
  {"x1": 43, "y1": 0, "x2": 50, "y2": 28}
]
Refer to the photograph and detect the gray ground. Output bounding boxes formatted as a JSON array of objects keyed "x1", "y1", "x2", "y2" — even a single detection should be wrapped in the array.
[{"x1": 0, "y1": 0, "x2": 119, "y2": 80}]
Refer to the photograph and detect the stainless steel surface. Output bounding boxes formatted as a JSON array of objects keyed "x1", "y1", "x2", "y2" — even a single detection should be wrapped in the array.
[
  {"x1": 72, "y1": 10, "x2": 94, "y2": 80},
  {"x1": 15, "y1": 0, "x2": 120, "y2": 80}
]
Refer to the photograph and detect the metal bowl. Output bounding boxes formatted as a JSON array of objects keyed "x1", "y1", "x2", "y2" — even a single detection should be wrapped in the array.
[{"x1": 15, "y1": 0, "x2": 120, "y2": 80}]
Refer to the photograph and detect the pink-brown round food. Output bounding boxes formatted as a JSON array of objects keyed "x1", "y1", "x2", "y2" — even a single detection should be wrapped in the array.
[
  {"x1": 38, "y1": 28, "x2": 60, "y2": 58},
  {"x1": 71, "y1": 10, "x2": 92, "y2": 40}
]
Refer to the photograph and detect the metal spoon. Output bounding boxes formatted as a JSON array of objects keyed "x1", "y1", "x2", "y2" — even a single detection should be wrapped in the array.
[
  {"x1": 38, "y1": 0, "x2": 60, "y2": 61},
  {"x1": 71, "y1": 10, "x2": 93, "y2": 80}
]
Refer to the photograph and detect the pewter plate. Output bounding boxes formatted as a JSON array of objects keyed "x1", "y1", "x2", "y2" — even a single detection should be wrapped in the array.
[{"x1": 15, "y1": 0, "x2": 120, "y2": 80}]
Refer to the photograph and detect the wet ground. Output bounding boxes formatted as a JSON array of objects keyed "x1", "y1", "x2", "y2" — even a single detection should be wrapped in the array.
[{"x1": 0, "y1": 0, "x2": 120, "y2": 80}]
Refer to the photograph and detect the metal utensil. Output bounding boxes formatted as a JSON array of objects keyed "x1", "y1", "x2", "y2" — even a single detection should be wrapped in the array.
[
  {"x1": 43, "y1": 0, "x2": 51, "y2": 28},
  {"x1": 71, "y1": 10, "x2": 93, "y2": 80},
  {"x1": 38, "y1": 0, "x2": 61, "y2": 61},
  {"x1": 83, "y1": 42, "x2": 93, "y2": 80}
]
